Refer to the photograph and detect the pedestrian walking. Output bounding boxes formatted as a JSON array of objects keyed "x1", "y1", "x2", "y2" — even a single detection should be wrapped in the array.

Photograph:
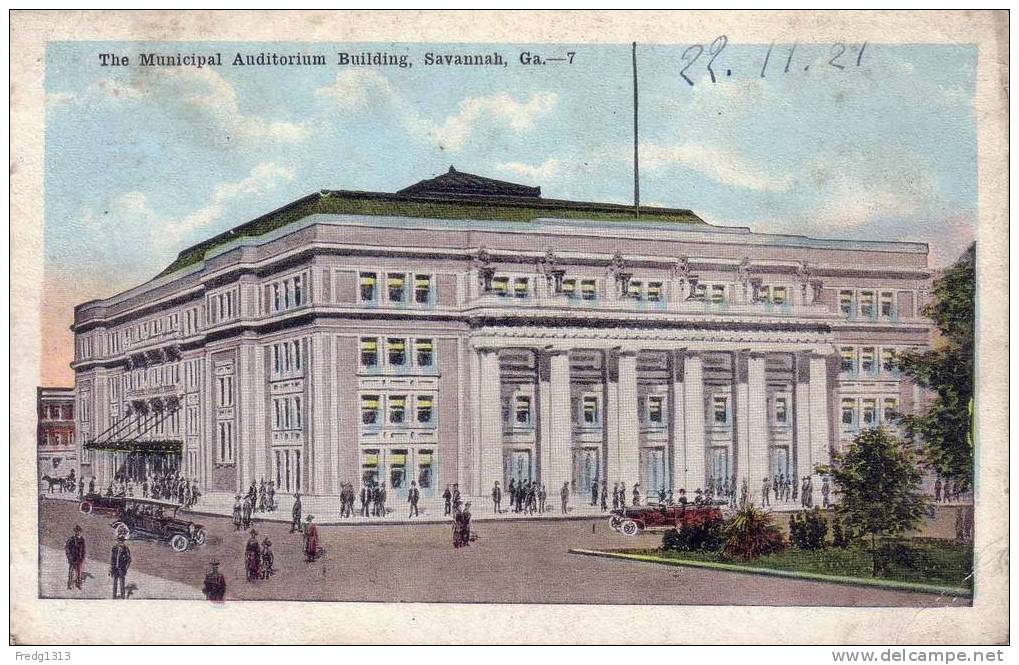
[
  {"x1": 452, "y1": 502, "x2": 472, "y2": 548},
  {"x1": 360, "y1": 482, "x2": 370, "y2": 517},
  {"x1": 452, "y1": 484, "x2": 462, "y2": 512},
  {"x1": 442, "y1": 484, "x2": 452, "y2": 516},
  {"x1": 800, "y1": 477, "x2": 810, "y2": 508},
  {"x1": 242, "y1": 495, "x2": 253, "y2": 529},
  {"x1": 591, "y1": 479, "x2": 599, "y2": 506},
  {"x1": 658, "y1": 487, "x2": 666, "y2": 505},
  {"x1": 260, "y1": 538, "x2": 275, "y2": 579},
  {"x1": 601, "y1": 479, "x2": 609, "y2": 511},
  {"x1": 267, "y1": 480, "x2": 276, "y2": 512},
  {"x1": 632, "y1": 483, "x2": 641, "y2": 507},
  {"x1": 821, "y1": 477, "x2": 831, "y2": 509},
  {"x1": 560, "y1": 482, "x2": 570, "y2": 514},
  {"x1": 232, "y1": 495, "x2": 243, "y2": 531},
  {"x1": 408, "y1": 480, "x2": 420, "y2": 517},
  {"x1": 77, "y1": 478, "x2": 85, "y2": 501},
  {"x1": 538, "y1": 484, "x2": 547, "y2": 513},
  {"x1": 491, "y1": 481, "x2": 502, "y2": 514},
  {"x1": 109, "y1": 535, "x2": 131, "y2": 599},
  {"x1": 290, "y1": 492, "x2": 303, "y2": 533},
  {"x1": 244, "y1": 530, "x2": 261, "y2": 582},
  {"x1": 65, "y1": 525, "x2": 85, "y2": 590},
  {"x1": 934, "y1": 477, "x2": 943, "y2": 502},
  {"x1": 203, "y1": 560, "x2": 226, "y2": 601},
  {"x1": 304, "y1": 515, "x2": 320, "y2": 562},
  {"x1": 761, "y1": 477, "x2": 771, "y2": 507}
]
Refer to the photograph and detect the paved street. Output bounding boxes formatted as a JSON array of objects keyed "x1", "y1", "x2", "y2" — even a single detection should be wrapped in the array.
[{"x1": 38, "y1": 497, "x2": 968, "y2": 606}]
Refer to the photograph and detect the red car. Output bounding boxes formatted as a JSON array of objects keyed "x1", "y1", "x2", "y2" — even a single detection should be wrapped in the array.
[{"x1": 609, "y1": 503, "x2": 724, "y2": 536}]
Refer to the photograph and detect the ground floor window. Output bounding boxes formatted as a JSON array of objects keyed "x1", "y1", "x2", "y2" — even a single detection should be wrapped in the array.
[
  {"x1": 417, "y1": 450, "x2": 433, "y2": 489},
  {"x1": 389, "y1": 449, "x2": 407, "y2": 489},
  {"x1": 274, "y1": 448, "x2": 301, "y2": 493},
  {"x1": 361, "y1": 450, "x2": 379, "y2": 485}
]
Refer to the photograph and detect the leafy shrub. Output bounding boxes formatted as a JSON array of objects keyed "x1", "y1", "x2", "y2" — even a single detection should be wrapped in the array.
[
  {"x1": 722, "y1": 504, "x2": 785, "y2": 560},
  {"x1": 661, "y1": 515, "x2": 725, "y2": 552},
  {"x1": 789, "y1": 508, "x2": 829, "y2": 550},
  {"x1": 831, "y1": 517, "x2": 854, "y2": 548}
]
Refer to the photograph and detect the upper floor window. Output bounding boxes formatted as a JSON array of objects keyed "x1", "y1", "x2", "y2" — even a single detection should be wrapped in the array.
[
  {"x1": 841, "y1": 398, "x2": 857, "y2": 427},
  {"x1": 860, "y1": 347, "x2": 876, "y2": 374},
  {"x1": 216, "y1": 375, "x2": 234, "y2": 408},
  {"x1": 415, "y1": 339, "x2": 434, "y2": 367},
  {"x1": 271, "y1": 341, "x2": 302, "y2": 376},
  {"x1": 773, "y1": 396, "x2": 789, "y2": 425},
  {"x1": 760, "y1": 285, "x2": 788, "y2": 305},
  {"x1": 269, "y1": 273, "x2": 306, "y2": 313},
  {"x1": 360, "y1": 272, "x2": 377, "y2": 302},
  {"x1": 387, "y1": 338, "x2": 407, "y2": 366},
  {"x1": 645, "y1": 395, "x2": 665, "y2": 425},
  {"x1": 414, "y1": 275, "x2": 432, "y2": 304},
  {"x1": 217, "y1": 421, "x2": 234, "y2": 463},
  {"x1": 881, "y1": 348, "x2": 897, "y2": 373},
  {"x1": 388, "y1": 395, "x2": 406, "y2": 424},
  {"x1": 859, "y1": 290, "x2": 876, "y2": 318},
  {"x1": 582, "y1": 395, "x2": 601, "y2": 426},
  {"x1": 861, "y1": 398, "x2": 877, "y2": 426},
  {"x1": 882, "y1": 397, "x2": 899, "y2": 423},
  {"x1": 710, "y1": 284, "x2": 727, "y2": 304},
  {"x1": 840, "y1": 347, "x2": 856, "y2": 374},
  {"x1": 580, "y1": 279, "x2": 597, "y2": 300},
  {"x1": 361, "y1": 394, "x2": 380, "y2": 425},
  {"x1": 416, "y1": 395, "x2": 434, "y2": 424},
  {"x1": 627, "y1": 280, "x2": 665, "y2": 302},
  {"x1": 880, "y1": 291, "x2": 895, "y2": 317},
  {"x1": 360, "y1": 338, "x2": 378, "y2": 368},
  {"x1": 514, "y1": 395, "x2": 532, "y2": 426},
  {"x1": 387, "y1": 273, "x2": 407, "y2": 303},
  {"x1": 491, "y1": 275, "x2": 510, "y2": 297},
  {"x1": 512, "y1": 277, "x2": 530, "y2": 298},
  {"x1": 839, "y1": 290, "x2": 854, "y2": 316},
  {"x1": 712, "y1": 395, "x2": 730, "y2": 425}
]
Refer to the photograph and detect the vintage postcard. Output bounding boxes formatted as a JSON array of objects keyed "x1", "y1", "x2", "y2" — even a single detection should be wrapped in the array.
[{"x1": 9, "y1": 10, "x2": 1009, "y2": 645}]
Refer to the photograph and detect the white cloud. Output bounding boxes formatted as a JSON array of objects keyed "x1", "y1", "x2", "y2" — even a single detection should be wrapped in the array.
[
  {"x1": 640, "y1": 142, "x2": 795, "y2": 192},
  {"x1": 496, "y1": 158, "x2": 561, "y2": 182},
  {"x1": 93, "y1": 68, "x2": 309, "y2": 143},
  {"x1": 314, "y1": 72, "x2": 558, "y2": 151}
]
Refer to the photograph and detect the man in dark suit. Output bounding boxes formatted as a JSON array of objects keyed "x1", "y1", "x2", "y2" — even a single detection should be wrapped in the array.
[
  {"x1": 360, "y1": 482, "x2": 370, "y2": 517},
  {"x1": 290, "y1": 492, "x2": 303, "y2": 533},
  {"x1": 109, "y1": 535, "x2": 131, "y2": 599},
  {"x1": 408, "y1": 480, "x2": 420, "y2": 518},
  {"x1": 203, "y1": 560, "x2": 226, "y2": 601},
  {"x1": 491, "y1": 481, "x2": 502, "y2": 514},
  {"x1": 442, "y1": 485, "x2": 452, "y2": 516},
  {"x1": 65, "y1": 525, "x2": 85, "y2": 590}
]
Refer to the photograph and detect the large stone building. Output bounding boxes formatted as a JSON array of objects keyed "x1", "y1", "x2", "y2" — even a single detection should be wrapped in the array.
[
  {"x1": 71, "y1": 168, "x2": 932, "y2": 505},
  {"x1": 37, "y1": 386, "x2": 76, "y2": 481}
]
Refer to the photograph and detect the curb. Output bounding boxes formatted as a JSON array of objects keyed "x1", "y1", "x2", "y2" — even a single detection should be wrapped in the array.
[{"x1": 568, "y1": 548, "x2": 973, "y2": 598}]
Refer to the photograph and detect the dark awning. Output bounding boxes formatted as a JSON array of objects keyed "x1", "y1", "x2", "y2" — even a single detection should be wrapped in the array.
[{"x1": 84, "y1": 439, "x2": 183, "y2": 454}]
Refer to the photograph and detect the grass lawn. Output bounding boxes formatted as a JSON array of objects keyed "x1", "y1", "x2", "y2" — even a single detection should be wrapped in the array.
[{"x1": 624, "y1": 538, "x2": 973, "y2": 590}]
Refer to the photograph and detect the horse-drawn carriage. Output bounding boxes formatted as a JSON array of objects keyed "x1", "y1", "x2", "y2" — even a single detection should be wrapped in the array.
[{"x1": 40, "y1": 470, "x2": 76, "y2": 493}]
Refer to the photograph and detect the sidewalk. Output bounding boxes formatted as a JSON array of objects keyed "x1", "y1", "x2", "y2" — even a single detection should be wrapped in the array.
[{"x1": 39, "y1": 545, "x2": 203, "y2": 600}]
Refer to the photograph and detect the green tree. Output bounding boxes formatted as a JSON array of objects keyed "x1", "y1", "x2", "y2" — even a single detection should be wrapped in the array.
[
  {"x1": 821, "y1": 427, "x2": 928, "y2": 576},
  {"x1": 895, "y1": 243, "x2": 975, "y2": 483}
]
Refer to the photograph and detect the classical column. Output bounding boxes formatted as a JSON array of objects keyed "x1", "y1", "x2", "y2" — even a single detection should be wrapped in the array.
[
  {"x1": 794, "y1": 353, "x2": 812, "y2": 494},
  {"x1": 809, "y1": 353, "x2": 832, "y2": 481},
  {"x1": 669, "y1": 351, "x2": 686, "y2": 492},
  {"x1": 615, "y1": 349, "x2": 640, "y2": 489},
  {"x1": 307, "y1": 334, "x2": 333, "y2": 494},
  {"x1": 478, "y1": 348, "x2": 503, "y2": 497},
  {"x1": 681, "y1": 351, "x2": 706, "y2": 492},
  {"x1": 544, "y1": 349, "x2": 573, "y2": 492},
  {"x1": 747, "y1": 352, "x2": 769, "y2": 504},
  {"x1": 735, "y1": 352, "x2": 751, "y2": 486},
  {"x1": 237, "y1": 340, "x2": 266, "y2": 493}
]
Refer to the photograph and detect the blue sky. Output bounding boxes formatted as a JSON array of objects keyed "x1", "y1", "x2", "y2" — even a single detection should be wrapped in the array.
[{"x1": 42, "y1": 40, "x2": 976, "y2": 382}]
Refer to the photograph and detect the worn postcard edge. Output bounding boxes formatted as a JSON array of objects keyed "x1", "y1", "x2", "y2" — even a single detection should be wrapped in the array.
[{"x1": 8, "y1": 10, "x2": 1009, "y2": 645}]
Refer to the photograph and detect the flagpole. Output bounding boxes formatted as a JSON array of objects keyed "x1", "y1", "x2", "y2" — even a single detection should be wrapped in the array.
[{"x1": 632, "y1": 41, "x2": 640, "y2": 220}]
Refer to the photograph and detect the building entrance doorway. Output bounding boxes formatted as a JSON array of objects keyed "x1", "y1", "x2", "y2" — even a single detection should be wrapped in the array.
[
  {"x1": 709, "y1": 447, "x2": 731, "y2": 494},
  {"x1": 572, "y1": 448, "x2": 600, "y2": 495},
  {"x1": 639, "y1": 447, "x2": 667, "y2": 498},
  {"x1": 504, "y1": 449, "x2": 533, "y2": 488},
  {"x1": 274, "y1": 448, "x2": 302, "y2": 493},
  {"x1": 770, "y1": 447, "x2": 791, "y2": 485}
]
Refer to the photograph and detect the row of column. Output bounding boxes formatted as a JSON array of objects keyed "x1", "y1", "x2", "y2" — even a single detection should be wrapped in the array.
[{"x1": 475, "y1": 347, "x2": 831, "y2": 502}]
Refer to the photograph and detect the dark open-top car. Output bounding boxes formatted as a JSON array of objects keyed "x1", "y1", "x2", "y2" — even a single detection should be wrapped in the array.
[
  {"x1": 110, "y1": 498, "x2": 207, "y2": 552},
  {"x1": 78, "y1": 492, "x2": 127, "y2": 517},
  {"x1": 609, "y1": 502, "x2": 724, "y2": 536}
]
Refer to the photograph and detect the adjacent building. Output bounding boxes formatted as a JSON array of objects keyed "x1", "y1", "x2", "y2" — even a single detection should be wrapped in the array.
[
  {"x1": 37, "y1": 386, "x2": 76, "y2": 480},
  {"x1": 71, "y1": 168, "x2": 933, "y2": 504}
]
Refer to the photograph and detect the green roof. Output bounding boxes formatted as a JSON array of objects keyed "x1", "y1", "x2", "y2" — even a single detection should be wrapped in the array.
[{"x1": 158, "y1": 170, "x2": 706, "y2": 277}]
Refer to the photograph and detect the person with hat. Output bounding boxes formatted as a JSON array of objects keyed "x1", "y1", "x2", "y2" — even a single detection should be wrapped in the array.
[
  {"x1": 244, "y1": 530, "x2": 261, "y2": 582},
  {"x1": 260, "y1": 537, "x2": 275, "y2": 579},
  {"x1": 232, "y1": 495, "x2": 243, "y2": 531},
  {"x1": 290, "y1": 492, "x2": 303, "y2": 533},
  {"x1": 408, "y1": 480, "x2": 421, "y2": 518},
  {"x1": 109, "y1": 535, "x2": 131, "y2": 599},
  {"x1": 303, "y1": 515, "x2": 319, "y2": 562},
  {"x1": 203, "y1": 560, "x2": 226, "y2": 601},
  {"x1": 242, "y1": 494, "x2": 253, "y2": 529},
  {"x1": 761, "y1": 477, "x2": 771, "y2": 507},
  {"x1": 65, "y1": 525, "x2": 86, "y2": 590},
  {"x1": 560, "y1": 481, "x2": 570, "y2": 514}
]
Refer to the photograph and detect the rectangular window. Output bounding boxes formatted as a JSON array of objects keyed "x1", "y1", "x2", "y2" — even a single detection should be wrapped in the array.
[
  {"x1": 860, "y1": 347, "x2": 876, "y2": 374},
  {"x1": 389, "y1": 395, "x2": 406, "y2": 424},
  {"x1": 293, "y1": 275, "x2": 304, "y2": 307},
  {"x1": 774, "y1": 396, "x2": 789, "y2": 424},
  {"x1": 862, "y1": 398, "x2": 877, "y2": 426},
  {"x1": 712, "y1": 395, "x2": 729, "y2": 425},
  {"x1": 387, "y1": 273, "x2": 406, "y2": 302},
  {"x1": 772, "y1": 286, "x2": 787, "y2": 305},
  {"x1": 416, "y1": 395, "x2": 434, "y2": 424},
  {"x1": 647, "y1": 281, "x2": 663, "y2": 301},
  {"x1": 860, "y1": 290, "x2": 875, "y2": 317},
  {"x1": 580, "y1": 279, "x2": 597, "y2": 300},
  {"x1": 362, "y1": 450, "x2": 379, "y2": 485},
  {"x1": 710, "y1": 284, "x2": 726, "y2": 304},
  {"x1": 513, "y1": 277, "x2": 530, "y2": 298},
  {"x1": 360, "y1": 272, "x2": 377, "y2": 301},
  {"x1": 514, "y1": 395, "x2": 531, "y2": 425},
  {"x1": 561, "y1": 278, "x2": 577, "y2": 298},
  {"x1": 839, "y1": 290, "x2": 854, "y2": 316},
  {"x1": 582, "y1": 396, "x2": 600, "y2": 425},
  {"x1": 840, "y1": 347, "x2": 856, "y2": 373},
  {"x1": 491, "y1": 276, "x2": 510, "y2": 296},
  {"x1": 360, "y1": 338, "x2": 378, "y2": 368},
  {"x1": 217, "y1": 376, "x2": 234, "y2": 407},
  {"x1": 389, "y1": 450, "x2": 407, "y2": 489},
  {"x1": 418, "y1": 450, "x2": 433, "y2": 488},
  {"x1": 415, "y1": 338, "x2": 434, "y2": 367},
  {"x1": 414, "y1": 275, "x2": 431, "y2": 304},
  {"x1": 647, "y1": 396, "x2": 664, "y2": 424},
  {"x1": 627, "y1": 279, "x2": 642, "y2": 298},
  {"x1": 882, "y1": 397, "x2": 899, "y2": 422},
  {"x1": 880, "y1": 291, "x2": 894, "y2": 317},
  {"x1": 361, "y1": 395, "x2": 380, "y2": 425},
  {"x1": 841, "y1": 398, "x2": 857, "y2": 426},
  {"x1": 387, "y1": 338, "x2": 407, "y2": 366},
  {"x1": 881, "y1": 348, "x2": 897, "y2": 373}
]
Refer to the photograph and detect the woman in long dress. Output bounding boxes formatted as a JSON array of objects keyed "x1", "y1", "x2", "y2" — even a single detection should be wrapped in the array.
[
  {"x1": 303, "y1": 515, "x2": 319, "y2": 562},
  {"x1": 244, "y1": 530, "x2": 261, "y2": 581},
  {"x1": 452, "y1": 506, "x2": 464, "y2": 548}
]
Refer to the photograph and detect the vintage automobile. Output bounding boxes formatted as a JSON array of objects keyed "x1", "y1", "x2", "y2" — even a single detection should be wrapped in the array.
[
  {"x1": 609, "y1": 502, "x2": 725, "y2": 536},
  {"x1": 78, "y1": 492, "x2": 127, "y2": 517},
  {"x1": 109, "y1": 498, "x2": 207, "y2": 552}
]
